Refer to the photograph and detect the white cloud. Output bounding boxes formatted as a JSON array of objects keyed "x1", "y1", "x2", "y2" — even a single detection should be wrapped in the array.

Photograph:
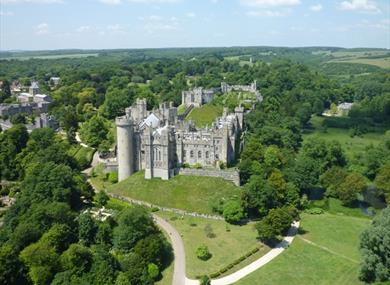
[
  {"x1": 1, "y1": 0, "x2": 62, "y2": 4},
  {"x1": 246, "y1": 10, "x2": 287, "y2": 16},
  {"x1": 339, "y1": 0, "x2": 380, "y2": 13},
  {"x1": 240, "y1": 0, "x2": 300, "y2": 7},
  {"x1": 0, "y1": 11, "x2": 14, "y2": 16},
  {"x1": 99, "y1": 0, "x2": 121, "y2": 4},
  {"x1": 34, "y1": 22, "x2": 49, "y2": 35},
  {"x1": 127, "y1": 0, "x2": 179, "y2": 3},
  {"x1": 139, "y1": 15, "x2": 180, "y2": 33},
  {"x1": 186, "y1": 12, "x2": 196, "y2": 18},
  {"x1": 310, "y1": 4, "x2": 322, "y2": 11},
  {"x1": 76, "y1": 25, "x2": 91, "y2": 32}
]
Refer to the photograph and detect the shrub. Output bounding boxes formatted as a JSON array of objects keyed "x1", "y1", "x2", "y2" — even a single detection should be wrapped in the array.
[
  {"x1": 182, "y1": 162, "x2": 190, "y2": 168},
  {"x1": 305, "y1": 207, "x2": 324, "y2": 215},
  {"x1": 223, "y1": 200, "x2": 245, "y2": 224},
  {"x1": 204, "y1": 224, "x2": 216, "y2": 239},
  {"x1": 95, "y1": 190, "x2": 110, "y2": 207},
  {"x1": 147, "y1": 263, "x2": 160, "y2": 280},
  {"x1": 196, "y1": 245, "x2": 211, "y2": 261},
  {"x1": 151, "y1": 207, "x2": 159, "y2": 212},
  {"x1": 108, "y1": 172, "x2": 118, "y2": 183},
  {"x1": 193, "y1": 163, "x2": 202, "y2": 169},
  {"x1": 199, "y1": 275, "x2": 211, "y2": 285}
]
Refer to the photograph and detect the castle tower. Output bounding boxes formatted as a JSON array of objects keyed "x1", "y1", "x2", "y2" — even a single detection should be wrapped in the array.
[
  {"x1": 143, "y1": 125, "x2": 154, "y2": 180},
  {"x1": 116, "y1": 110, "x2": 135, "y2": 182},
  {"x1": 29, "y1": 81, "x2": 40, "y2": 96},
  {"x1": 234, "y1": 105, "x2": 245, "y2": 130}
]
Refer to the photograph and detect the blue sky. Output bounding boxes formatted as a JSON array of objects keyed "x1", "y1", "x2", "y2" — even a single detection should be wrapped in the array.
[{"x1": 0, "y1": 0, "x2": 389, "y2": 50}]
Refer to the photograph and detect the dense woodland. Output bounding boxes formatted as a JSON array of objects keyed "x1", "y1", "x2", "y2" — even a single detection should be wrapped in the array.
[{"x1": 0, "y1": 47, "x2": 389, "y2": 284}]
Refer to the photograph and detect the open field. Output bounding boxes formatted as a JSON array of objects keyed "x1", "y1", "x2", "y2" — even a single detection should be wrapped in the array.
[
  {"x1": 235, "y1": 212, "x2": 371, "y2": 285},
  {"x1": 1, "y1": 53, "x2": 99, "y2": 60},
  {"x1": 107, "y1": 171, "x2": 241, "y2": 214},
  {"x1": 156, "y1": 211, "x2": 269, "y2": 278},
  {"x1": 186, "y1": 104, "x2": 223, "y2": 127},
  {"x1": 329, "y1": 57, "x2": 390, "y2": 69},
  {"x1": 303, "y1": 116, "x2": 386, "y2": 159}
]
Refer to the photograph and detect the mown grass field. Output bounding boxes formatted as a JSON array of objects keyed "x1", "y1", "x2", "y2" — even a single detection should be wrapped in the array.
[
  {"x1": 186, "y1": 104, "x2": 223, "y2": 127},
  {"x1": 235, "y1": 212, "x2": 371, "y2": 285},
  {"x1": 303, "y1": 116, "x2": 386, "y2": 159},
  {"x1": 156, "y1": 211, "x2": 269, "y2": 278},
  {"x1": 107, "y1": 171, "x2": 241, "y2": 214}
]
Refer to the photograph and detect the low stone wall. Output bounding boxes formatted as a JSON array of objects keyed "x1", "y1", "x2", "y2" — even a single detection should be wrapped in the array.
[
  {"x1": 178, "y1": 168, "x2": 240, "y2": 186},
  {"x1": 103, "y1": 162, "x2": 118, "y2": 174}
]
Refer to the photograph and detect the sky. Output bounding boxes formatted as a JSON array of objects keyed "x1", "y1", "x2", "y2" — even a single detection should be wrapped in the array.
[{"x1": 0, "y1": 0, "x2": 389, "y2": 50}]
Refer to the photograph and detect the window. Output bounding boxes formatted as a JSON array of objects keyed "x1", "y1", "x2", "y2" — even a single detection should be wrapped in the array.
[
  {"x1": 190, "y1": 150, "x2": 194, "y2": 158},
  {"x1": 158, "y1": 151, "x2": 161, "y2": 161},
  {"x1": 206, "y1": 151, "x2": 209, "y2": 159},
  {"x1": 198, "y1": 151, "x2": 202, "y2": 158}
]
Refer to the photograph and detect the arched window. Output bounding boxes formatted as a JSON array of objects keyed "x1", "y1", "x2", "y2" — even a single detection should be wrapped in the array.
[
  {"x1": 205, "y1": 151, "x2": 209, "y2": 159},
  {"x1": 198, "y1": 151, "x2": 202, "y2": 158},
  {"x1": 190, "y1": 150, "x2": 194, "y2": 158},
  {"x1": 158, "y1": 151, "x2": 161, "y2": 161}
]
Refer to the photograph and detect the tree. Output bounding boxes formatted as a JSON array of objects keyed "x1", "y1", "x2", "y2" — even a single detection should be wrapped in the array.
[
  {"x1": 338, "y1": 173, "x2": 366, "y2": 206},
  {"x1": 0, "y1": 79, "x2": 11, "y2": 103},
  {"x1": 0, "y1": 244, "x2": 28, "y2": 285},
  {"x1": 78, "y1": 214, "x2": 98, "y2": 246},
  {"x1": 79, "y1": 115, "x2": 111, "y2": 148},
  {"x1": 375, "y1": 164, "x2": 390, "y2": 204},
  {"x1": 320, "y1": 166, "x2": 348, "y2": 198},
  {"x1": 60, "y1": 244, "x2": 92, "y2": 274},
  {"x1": 196, "y1": 245, "x2": 211, "y2": 261},
  {"x1": 241, "y1": 175, "x2": 277, "y2": 217},
  {"x1": 359, "y1": 207, "x2": 390, "y2": 282},
  {"x1": 223, "y1": 200, "x2": 245, "y2": 224},
  {"x1": 113, "y1": 207, "x2": 159, "y2": 252},
  {"x1": 19, "y1": 240, "x2": 60, "y2": 285},
  {"x1": 96, "y1": 190, "x2": 110, "y2": 207},
  {"x1": 255, "y1": 207, "x2": 294, "y2": 243}
]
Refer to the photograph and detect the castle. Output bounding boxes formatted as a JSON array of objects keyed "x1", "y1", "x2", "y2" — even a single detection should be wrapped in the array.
[
  {"x1": 181, "y1": 81, "x2": 258, "y2": 107},
  {"x1": 116, "y1": 81, "x2": 260, "y2": 182}
]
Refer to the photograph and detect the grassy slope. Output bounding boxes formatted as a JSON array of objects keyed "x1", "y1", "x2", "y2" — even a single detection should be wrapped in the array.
[
  {"x1": 108, "y1": 171, "x2": 241, "y2": 214},
  {"x1": 235, "y1": 212, "x2": 371, "y2": 285},
  {"x1": 156, "y1": 211, "x2": 270, "y2": 278},
  {"x1": 186, "y1": 105, "x2": 223, "y2": 128}
]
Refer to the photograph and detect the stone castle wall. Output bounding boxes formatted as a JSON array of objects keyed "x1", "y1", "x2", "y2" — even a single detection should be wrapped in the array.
[{"x1": 178, "y1": 168, "x2": 240, "y2": 186}]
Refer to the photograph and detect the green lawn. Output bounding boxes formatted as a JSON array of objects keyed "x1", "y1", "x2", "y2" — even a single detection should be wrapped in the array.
[
  {"x1": 156, "y1": 211, "x2": 270, "y2": 278},
  {"x1": 303, "y1": 116, "x2": 385, "y2": 159},
  {"x1": 186, "y1": 105, "x2": 223, "y2": 128},
  {"x1": 107, "y1": 171, "x2": 241, "y2": 214},
  {"x1": 235, "y1": 212, "x2": 371, "y2": 285}
]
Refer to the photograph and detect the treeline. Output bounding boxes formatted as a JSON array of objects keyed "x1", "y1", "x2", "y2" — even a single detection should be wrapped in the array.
[{"x1": 0, "y1": 126, "x2": 172, "y2": 285}]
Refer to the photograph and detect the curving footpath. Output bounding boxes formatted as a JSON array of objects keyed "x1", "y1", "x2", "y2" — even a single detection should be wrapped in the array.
[
  {"x1": 86, "y1": 170, "x2": 300, "y2": 285},
  {"x1": 155, "y1": 213, "x2": 300, "y2": 285}
]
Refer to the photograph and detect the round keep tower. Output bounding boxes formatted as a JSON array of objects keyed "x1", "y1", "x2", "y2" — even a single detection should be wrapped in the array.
[{"x1": 116, "y1": 111, "x2": 134, "y2": 182}]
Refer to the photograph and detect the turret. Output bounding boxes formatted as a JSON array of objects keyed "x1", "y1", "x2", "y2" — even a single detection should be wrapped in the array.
[{"x1": 116, "y1": 112, "x2": 134, "y2": 182}]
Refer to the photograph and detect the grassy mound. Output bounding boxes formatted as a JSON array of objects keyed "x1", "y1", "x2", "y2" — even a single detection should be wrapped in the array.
[
  {"x1": 108, "y1": 171, "x2": 241, "y2": 214},
  {"x1": 185, "y1": 105, "x2": 223, "y2": 128}
]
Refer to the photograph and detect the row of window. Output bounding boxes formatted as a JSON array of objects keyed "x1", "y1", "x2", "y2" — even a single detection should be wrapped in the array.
[{"x1": 183, "y1": 150, "x2": 211, "y2": 159}]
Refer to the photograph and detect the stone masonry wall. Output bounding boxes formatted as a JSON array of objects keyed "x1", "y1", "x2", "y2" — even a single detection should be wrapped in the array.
[{"x1": 178, "y1": 168, "x2": 240, "y2": 186}]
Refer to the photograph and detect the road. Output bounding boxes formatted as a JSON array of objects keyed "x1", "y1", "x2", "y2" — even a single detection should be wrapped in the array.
[{"x1": 153, "y1": 214, "x2": 198, "y2": 285}]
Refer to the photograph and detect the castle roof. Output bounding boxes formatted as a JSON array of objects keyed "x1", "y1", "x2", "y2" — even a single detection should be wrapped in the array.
[
  {"x1": 30, "y1": 82, "x2": 39, "y2": 89},
  {"x1": 139, "y1": 113, "x2": 160, "y2": 129}
]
